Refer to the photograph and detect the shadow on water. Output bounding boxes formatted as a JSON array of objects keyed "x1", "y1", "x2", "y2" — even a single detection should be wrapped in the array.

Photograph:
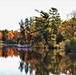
[{"x1": 0, "y1": 45, "x2": 76, "y2": 75}]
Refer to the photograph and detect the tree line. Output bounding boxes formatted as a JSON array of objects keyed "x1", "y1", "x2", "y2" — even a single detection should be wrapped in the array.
[{"x1": 0, "y1": 7, "x2": 76, "y2": 51}]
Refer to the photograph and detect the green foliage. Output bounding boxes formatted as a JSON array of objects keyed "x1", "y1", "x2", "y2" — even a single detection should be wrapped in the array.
[
  {"x1": 33, "y1": 8, "x2": 61, "y2": 49},
  {"x1": 0, "y1": 8, "x2": 76, "y2": 53},
  {"x1": 65, "y1": 37, "x2": 76, "y2": 51}
]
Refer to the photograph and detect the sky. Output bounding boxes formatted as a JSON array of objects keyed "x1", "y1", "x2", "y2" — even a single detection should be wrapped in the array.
[{"x1": 0, "y1": 0, "x2": 76, "y2": 30}]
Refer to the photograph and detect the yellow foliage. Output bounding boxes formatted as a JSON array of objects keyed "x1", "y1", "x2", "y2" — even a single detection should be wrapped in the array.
[
  {"x1": 51, "y1": 34, "x2": 56, "y2": 41},
  {"x1": 73, "y1": 62, "x2": 76, "y2": 67},
  {"x1": 58, "y1": 58, "x2": 72, "y2": 72},
  {"x1": 59, "y1": 41, "x2": 65, "y2": 49},
  {"x1": 59, "y1": 51, "x2": 65, "y2": 57},
  {"x1": 46, "y1": 28, "x2": 52, "y2": 32},
  {"x1": 53, "y1": 49, "x2": 59, "y2": 55},
  {"x1": 54, "y1": 43, "x2": 60, "y2": 48},
  {"x1": 58, "y1": 24, "x2": 65, "y2": 32}
]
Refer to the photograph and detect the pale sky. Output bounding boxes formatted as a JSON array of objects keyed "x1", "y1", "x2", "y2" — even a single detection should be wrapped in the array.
[{"x1": 0, "y1": 0, "x2": 76, "y2": 30}]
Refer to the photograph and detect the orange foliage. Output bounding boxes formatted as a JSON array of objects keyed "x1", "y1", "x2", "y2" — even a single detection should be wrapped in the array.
[
  {"x1": 14, "y1": 51, "x2": 19, "y2": 56},
  {"x1": 25, "y1": 29, "x2": 29, "y2": 34},
  {"x1": 26, "y1": 40, "x2": 29, "y2": 43},
  {"x1": 0, "y1": 49, "x2": 2, "y2": 56},
  {"x1": 37, "y1": 42, "x2": 43, "y2": 45},
  {"x1": 58, "y1": 24, "x2": 65, "y2": 32},
  {"x1": 7, "y1": 31, "x2": 14, "y2": 40},
  {"x1": 37, "y1": 50, "x2": 43, "y2": 54},
  {"x1": 31, "y1": 32, "x2": 38, "y2": 37},
  {"x1": 25, "y1": 35, "x2": 28, "y2": 39},
  {"x1": 0, "y1": 31, "x2": 3, "y2": 40},
  {"x1": 13, "y1": 30, "x2": 19, "y2": 38},
  {"x1": 7, "y1": 48, "x2": 14, "y2": 56},
  {"x1": 25, "y1": 51, "x2": 28, "y2": 61},
  {"x1": 30, "y1": 58, "x2": 37, "y2": 64}
]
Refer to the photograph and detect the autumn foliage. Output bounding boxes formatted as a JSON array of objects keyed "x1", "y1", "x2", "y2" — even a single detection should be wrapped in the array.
[
  {"x1": 7, "y1": 48, "x2": 14, "y2": 56},
  {"x1": 13, "y1": 30, "x2": 19, "y2": 38},
  {"x1": 7, "y1": 31, "x2": 14, "y2": 40},
  {"x1": 0, "y1": 31, "x2": 3, "y2": 40},
  {"x1": 0, "y1": 49, "x2": 2, "y2": 56}
]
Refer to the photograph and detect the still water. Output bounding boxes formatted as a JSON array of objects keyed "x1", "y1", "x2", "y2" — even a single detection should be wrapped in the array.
[
  {"x1": 0, "y1": 45, "x2": 76, "y2": 75},
  {"x1": 0, "y1": 56, "x2": 25, "y2": 75},
  {"x1": 0, "y1": 46, "x2": 35, "y2": 75}
]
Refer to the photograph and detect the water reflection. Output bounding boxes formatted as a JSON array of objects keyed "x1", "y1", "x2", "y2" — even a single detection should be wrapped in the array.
[
  {"x1": 0, "y1": 46, "x2": 76, "y2": 75},
  {"x1": 18, "y1": 61, "x2": 35, "y2": 75},
  {"x1": 0, "y1": 56, "x2": 26, "y2": 75},
  {"x1": 18, "y1": 61, "x2": 24, "y2": 72}
]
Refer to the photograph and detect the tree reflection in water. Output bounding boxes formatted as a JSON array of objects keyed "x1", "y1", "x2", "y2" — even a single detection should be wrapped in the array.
[
  {"x1": 0, "y1": 46, "x2": 76, "y2": 75},
  {"x1": 18, "y1": 61, "x2": 33, "y2": 74},
  {"x1": 18, "y1": 61, "x2": 24, "y2": 72}
]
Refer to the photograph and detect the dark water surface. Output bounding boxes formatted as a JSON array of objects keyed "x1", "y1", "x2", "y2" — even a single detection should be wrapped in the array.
[{"x1": 0, "y1": 45, "x2": 76, "y2": 75}]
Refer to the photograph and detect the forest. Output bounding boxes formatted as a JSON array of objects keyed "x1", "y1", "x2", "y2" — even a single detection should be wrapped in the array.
[
  {"x1": 0, "y1": 7, "x2": 76, "y2": 74},
  {"x1": 0, "y1": 7, "x2": 76, "y2": 52}
]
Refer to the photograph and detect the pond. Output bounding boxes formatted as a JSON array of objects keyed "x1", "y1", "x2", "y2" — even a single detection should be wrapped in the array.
[{"x1": 0, "y1": 45, "x2": 76, "y2": 75}]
